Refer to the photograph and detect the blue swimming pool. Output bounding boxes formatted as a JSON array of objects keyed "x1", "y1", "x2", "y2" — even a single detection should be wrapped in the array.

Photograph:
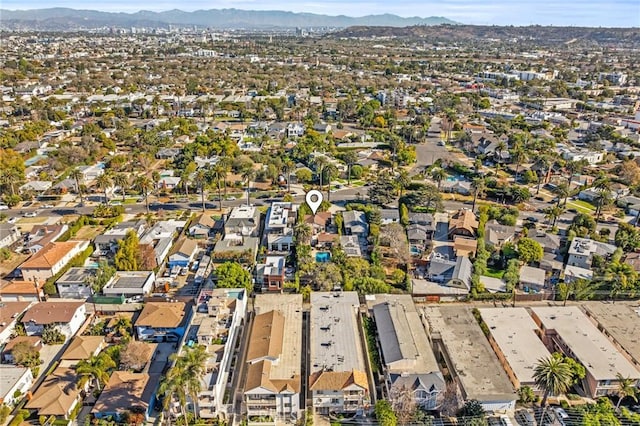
[{"x1": 316, "y1": 252, "x2": 331, "y2": 263}]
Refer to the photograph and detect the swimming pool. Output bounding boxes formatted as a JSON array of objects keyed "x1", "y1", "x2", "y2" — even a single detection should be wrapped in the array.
[{"x1": 316, "y1": 252, "x2": 331, "y2": 263}]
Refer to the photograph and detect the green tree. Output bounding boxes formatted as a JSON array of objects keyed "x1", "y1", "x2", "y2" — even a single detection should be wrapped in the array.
[
  {"x1": 431, "y1": 167, "x2": 446, "y2": 190},
  {"x1": 70, "y1": 168, "x2": 85, "y2": 205},
  {"x1": 471, "y1": 177, "x2": 486, "y2": 212},
  {"x1": 533, "y1": 355, "x2": 573, "y2": 407},
  {"x1": 133, "y1": 174, "x2": 154, "y2": 214},
  {"x1": 76, "y1": 352, "x2": 116, "y2": 391},
  {"x1": 12, "y1": 341, "x2": 41, "y2": 373},
  {"x1": 114, "y1": 230, "x2": 139, "y2": 271},
  {"x1": 41, "y1": 325, "x2": 65, "y2": 344},
  {"x1": 615, "y1": 222, "x2": 640, "y2": 252},
  {"x1": 614, "y1": 373, "x2": 638, "y2": 411},
  {"x1": 368, "y1": 173, "x2": 397, "y2": 205},
  {"x1": 517, "y1": 238, "x2": 543, "y2": 264},
  {"x1": 112, "y1": 173, "x2": 129, "y2": 203},
  {"x1": 517, "y1": 386, "x2": 537, "y2": 404},
  {"x1": 353, "y1": 277, "x2": 390, "y2": 294},
  {"x1": 214, "y1": 262, "x2": 252, "y2": 293},
  {"x1": 374, "y1": 400, "x2": 397, "y2": 426},
  {"x1": 96, "y1": 173, "x2": 112, "y2": 205}
]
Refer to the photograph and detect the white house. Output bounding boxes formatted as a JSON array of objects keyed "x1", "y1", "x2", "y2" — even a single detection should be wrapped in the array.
[
  {"x1": 21, "y1": 301, "x2": 86, "y2": 340},
  {"x1": 0, "y1": 224, "x2": 20, "y2": 249},
  {"x1": 102, "y1": 271, "x2": 155, "y2": 297},
  {"x1": 0, "y1": 366, "x2": 34, "y2": 406},
  {"x1": 55, "y1": 267, "x2": 97, "y2": 299}
]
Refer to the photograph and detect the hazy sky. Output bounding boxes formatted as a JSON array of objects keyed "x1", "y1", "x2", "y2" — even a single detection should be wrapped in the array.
[{"x1": 4, "y1": 0, "x2": 640, "y2": 27}]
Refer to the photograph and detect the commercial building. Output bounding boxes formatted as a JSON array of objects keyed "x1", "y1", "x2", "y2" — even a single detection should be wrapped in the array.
[
  {"x1": 309, "y1": 292, "x2": 369, "y2": 415},
  {"x1": 478, "y1": 308, "x2": 552, "y2": 392},
  {"x1": 422, "y1": 306, "x2": 517, "y2": 412},
  {"x1": 369, "y1": 294, "x2": 444, "y2": 410},
  {"x1": 244, "y1": 294, "x2": 302, "y2": 425},
  {"x1": 531, "y1": 306, "x2": 640, "y2": 398}
]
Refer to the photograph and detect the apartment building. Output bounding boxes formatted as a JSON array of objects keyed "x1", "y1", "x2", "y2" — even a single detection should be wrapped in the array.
[
  {"x1": 309, "y1": 292, "x2": 369, "y2": 415},
  {"x1": 244, "y1": 294, "x2": 302, "y2": 425}
]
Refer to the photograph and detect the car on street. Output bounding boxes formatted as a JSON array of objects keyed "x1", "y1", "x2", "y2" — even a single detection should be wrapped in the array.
[
  {"x1": 0, "y1": 204, "x2": 8, "y2": 210},
  {"x1": 226, "y1": 196, "x2": 237, "y2": 201},
  {"x1": 525, "y1": 216, "x2": 539, "y2": 223},
  {"x1": 7, "y1": 217, "x2": 17, "y2": 224},
  {"x1": 23, "y1": 211, "x2": 38, "y2": 218},
  {"x1": 42, "y1": 203, "x2": 54, "y2": 208}
]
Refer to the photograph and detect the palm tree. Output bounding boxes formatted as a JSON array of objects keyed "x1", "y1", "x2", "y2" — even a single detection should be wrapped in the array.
[
  {"x1": 177, "y1": 345, "x2": 208, "y2": 421},
  {"x1": 554, "y1": 182, "x2": 570, "y2": 208},
  {"x1": 96, "y1": 173, "x2": 112, "y2": 205},
  {"x1": 614, "y1": 373, "x2": 638, "y2": 411},
  {"x1": 565, "y1": 159, "x2": 586, "y2": 187},
  {"x1": 282, "y1": 159, "x2": 295, "y2": 193},
  {"x1": 511, "y1": 145, "x2": 527, "y2": 183},
  {"x1": 112, "y1": 173, "x2": 129, "y2": 203},
  {"x1": 395, "y1": 169, "x2": 411, "y2": 197},
  {"x1": 70, "y1": 168, "x2": 84, "y2": 205},
  {"x1": 312, "y1": 155, "x2": 328, "y2": 191},
  {"x1": 544, "y1": 206, "x2": 564, "y2": 228},
  {"x1": 324, "y1": 163, "x2": 339, "y2": 202},
  {"x1": 294, "y1": 221, "x2": 312, "y2": 245},
  {"x1": 241, "y1": 168, "x2": 255, "y2": 207},
  {"x1": 134, "y1": 175, "x2": 154, "y2": 214},
  {"x1": 535, "y1": 156, "x2": 550, "y2": 194},
  {"x1": 471, "y1": 177, "x2": 486, "y2": 213},
  {"x1": 533, "y1": 356, "x2": 573, "y2": 408},
  {"x1": 158, "y1": 365, "x2": 187, "y2": 425},
  {"x1": 193, "y1": 169, "x2": 209, "y2": 212},
  {"x1": 211, "y1": 164, "x2": 226, "y2": 212},
  {"x1": 594, "y1": 188, "x2": 613, "y2": 223},
  {"x1": 342, "y1": 151, "x2": 358, "y2": 186},
  {"x1": 431, "y1": 167, "x2": 446, "y2": 190},
  {"x1": 77, "y1": 353, "x2": 116, "y2": 392}
]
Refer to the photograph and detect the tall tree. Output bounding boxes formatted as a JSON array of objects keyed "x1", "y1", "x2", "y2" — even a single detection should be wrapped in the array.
[
  {"x1": 342, "y1": 151, "x2": 358, "y2": 186},
  {"x1": 193, "y1": 169, "x2": 209, "y2": 212},
  {"x1": 134, "y1": 175, "x2": 154, "y2": 214},
  {"x1": 76, "y1": 353, "x2": 116, "y2": 392},
  {"x1": 471, "y1": 177, "x2": 486, "y2": 213},
  {"x1": 96, "y1": 173, "x2": 112, "y2": 205},
  {"x1": 533, "y1": 355, "x2": 573, "y2": 408},
  {"x1": 323, "y1": 163, "x2": 339, "y2": 202},
  {"x1": 431, "y1": 167, "x2": 446, "y2": 190},
  {"x1": 210, "y1": 164, "x2": 226, "y2": 212},
  {"x1": 70, "y1": 168, "x2": 85, "y2": 205},
  {"x1": 112, "y1": 173, "x2": 129, "y2": 203},
  {"x1": 614, "y1": 373, "x2": 638, "y2": 411},
  {"x1": 241, "y1": 167, "x2": 255, "y2": 207}
]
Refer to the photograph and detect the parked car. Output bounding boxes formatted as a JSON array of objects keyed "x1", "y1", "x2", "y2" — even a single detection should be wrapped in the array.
[
  {"x1": 226, "y1": 196, "x2": 237, "y2": 201},
  {"x1": 7, "y1": 217, "x2": 17, "y2": 224},
  {"x1": 0, "y1": 204, "x2": 8, "y2": 210},
  {"x1": 23, "y1": 211, "x2": 38, "y2": 218},
  {"x1": 42, "y1": 204, "x2": 54, "y2": 208},
  {"x1": 553, "y1": 408, "x2": 568, "y2": 426}
]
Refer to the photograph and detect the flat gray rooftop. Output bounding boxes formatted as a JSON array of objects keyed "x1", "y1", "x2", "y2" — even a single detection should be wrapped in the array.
[
  {"x1": 368, "y1": 294, "x2": 440, "y2": 374},
  {"x1": 478, "y1": 308, "x2": 551, "y2": 386},
  {"x1": 57, "y1": 267, "x2": 96, "y2": 284},
  {"x1": 582, "y1": 302, "x2": 640, "y2": 366},
  {"x1": 310, "y1": 291, "x2": 366, "y2": 374},
  {"x1": 422, "y1": 305, "x2": 516, "y2": 402},
  {"x1": 112, "y1": 273, "x2": 150, "y2": 289},
  {"x1": 531, "y1": 306, "x2": 640, "y2": 381}
]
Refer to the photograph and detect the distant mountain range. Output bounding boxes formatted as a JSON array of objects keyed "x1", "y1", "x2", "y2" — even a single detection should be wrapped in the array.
[{"x1": 0, "y1": 8, "x2": 458, "y2": 31}]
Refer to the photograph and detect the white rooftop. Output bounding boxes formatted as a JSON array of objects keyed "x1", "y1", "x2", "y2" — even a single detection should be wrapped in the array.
[
  {"x1": 531, "y1": 306, "x2": 640, "y2": 381},
  {"x1": 310, "y1": 292, "x2": 366, "y2": 374},
  {"x1": 479, "y1": 308, "x2": 551, "y2": 386}
]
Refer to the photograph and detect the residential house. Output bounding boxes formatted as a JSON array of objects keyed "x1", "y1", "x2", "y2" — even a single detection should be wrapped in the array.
[
  {"x1": 0, "y1": 366, "x2": 33, "y2": 406},
  {"x1": 76, "y1": 162, "x2": 105, "y2": 182},
  {"x1": 255, "y1": 256, "x2": 286, "y2": 292},
  {"x1": 196, "y1": 289, "x2": 247, "y2": 419},
  {"x1": 448, "y1": 209, "x2": 478, "y2": 238},
  {"x1": 135, "y1": 302, "x2": 187, "y2": 342},
  {"x1": 24, "y1": 367, "x2": 83, "y2": 419},
  {"x1": 563, "y1": 265, "x2": 594, "y2": 283},
  {"x1": 155, "y1": 148, "x2": 182, "y2": 160},
  {"x1": 264, "y1": 202, "x2": 297, "y2": 253},
  {"x1": 624, "y1": 252, "x2": 640, "y2": 273},
  {"x1": 0, "y1": 279, "x2": 44, "y2": 302},
  {"x1": 19, "y1": 240, "x2": 88, "y2": 283},
  {"x1": 426, "y1": 255, "x2": 473, "y2": 291},
  {"x1": 157, "y1": 175, "x2": 181, "y2": 190},
  {"x1": 0, "y1": 224, "x2": 20, "y2": 249},
  {"x1": 453, "y1": 236, "x2": 477, "y2": 258},
  {"x1": 519, "y1": 265, "x2": 546, "y2": 292},
  {"x1": 94, "y1": 220, "x2": 146, "y2": 254},
  {"x1": 55, "y1": 267, "x2": 96, "y2": 299},
  {"x1": 189, "y1": 213, "x2": 216, "y2": 238},
  {"x1": 225, "y1": 206, "x2": 261, "y2": 238},
  {"x1": 527, "y1": 229, "x2": 563, "y2": 274},
  {"x1": 244, "y1": 294, "x2": 302, "y2": 425},
  {"x1": 484, "y1": 220, "x2": 515, "y2": 248},
  {"x1": 340, "y1": 235, "x2": 362, "y2": 257},
  {"x1": 567, "y1": 237, "x2": 616, "y2": 269},
  {"x1": 59, "y1": 335, "x2": 105, "y2": 367},
  {"x1": 20, "y1": 181, "x2": 52, "y2": 194},
  {"x1": 21, "y1": 301, "x2": 86, "y2": 340},
  {"x1": 370, "y1": 295, "x2": 444, "y2": 410},
  {"x1": 343, "y1": 211, "x2": 368, "y2": 237},
  {"x1": 309, "y1": 292, "x2": 369, "y2": 415},
  {"x1": 287, "y1": 122, "x2": 305, "y2": 138},
  {"x1": 139, "y1": 219, "x2": 185, "y2": 266},
  {"x1": 0, "y1": 302, "x2": 31, "y2": 344},
  {"x1": 2, "y1": 336, "x2": 42, "y2": 363},
  {"x1": 406, "y1": 213, "x2": 435, "y2": 254},
  {"x1": 102, "y1": 271, "x2": 155, "y2": 297},
  {"x1": 380, "y1": 209, "x2": 399, "y2": 225},
  {"x1": 167, "y1": 238, "x2": 199, "y2": 269},
  {"x1": 92, "y1": 372, "x2": 159, "y2": 421},
  {"x1": 24, "y1": 224, "x2": 68, "y2": 253}
]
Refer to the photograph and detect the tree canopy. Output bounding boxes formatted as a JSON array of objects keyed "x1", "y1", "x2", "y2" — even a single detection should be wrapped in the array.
[{"x1": 214, "y1": 262, "x2": 252, "y2": 293}]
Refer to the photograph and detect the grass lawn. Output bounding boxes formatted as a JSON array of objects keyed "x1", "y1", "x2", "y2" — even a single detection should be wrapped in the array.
[
  {"x1": 74, "y1": 225, "x2": 106, "y2": 241},
  {"x1": 570, "y1": 199, "x2": 596, "y2": 211},
  {"x1": 485, "y1": 268, "x2": 505, "y2": 279}
]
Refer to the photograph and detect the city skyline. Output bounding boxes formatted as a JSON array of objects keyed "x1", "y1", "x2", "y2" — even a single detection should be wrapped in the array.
[{"x1": 3, "y1": 0, "x2": 640, "y2": 27}]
